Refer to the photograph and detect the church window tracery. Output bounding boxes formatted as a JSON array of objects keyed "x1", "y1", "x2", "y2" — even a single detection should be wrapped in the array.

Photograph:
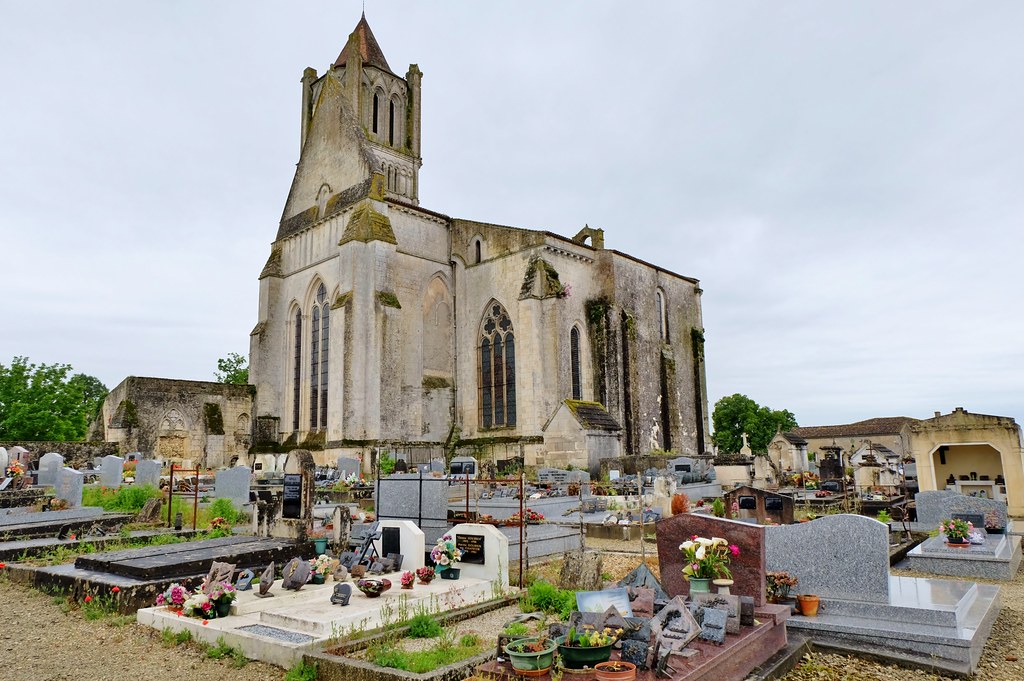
[
  {"x1": 292, "y1": 307, "x2": 302, "y2": 431},
  {"x1": 309, "y1": 284, "x2": 329, "y2": 431},
  {"x1": 479, "y1": 302, "x2": 516, "y2": 428}
]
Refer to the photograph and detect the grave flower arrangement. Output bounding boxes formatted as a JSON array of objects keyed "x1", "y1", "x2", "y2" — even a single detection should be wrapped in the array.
[
  {"x1": 155, "y1": 583, "x2": 188, "y2": 610},
  {"x1": 312, "y1": 554, "x2": 333, "y2": 576},
  {"x1": 941, "y1": 518, "x2": 972, "y2": 543},
  {"x1": 506, "y1": 508, "x2": 545, "y2": 524},
  {"x1": 430, "y1": 534, "x2": 464, "y2": 571},
  {"x1": 182, "y1": 591, "x2": 214, "y2": 618},
  {"x1": 766, "y1": 571, "x2": 798, "y2": 603},
  {"x1": 207, "y1": 581, "x2": 237, "y2": 605},
  {"x1": 679, "y1": 536, "x2": 739, "y2": 581},
  {"x1": 416, "y1": 566, "x2": 436, "y2": 584},
  {"x1": 400, "y1": 570, "x2": 415, "y2": 588},
  {"x1": 5, "y1": 461, "x2": 24, "y2": 478}
]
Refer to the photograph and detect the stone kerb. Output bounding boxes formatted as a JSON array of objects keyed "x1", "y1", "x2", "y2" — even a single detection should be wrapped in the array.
[
  {"x1": 373, "y1": 519, "x2": 426, "y2": 572},
  {"x1": 765, "y1": 514, "x2": 889, "y2": 604},
  {"x1": 916, "y1": 490, "x2": 1008, "y2": 530},
  {"x1": 655, "y1": 514, "x2": 767, "y2": 606},
  {"x1": 446, "y1": 523, "x2": 510, "y2": 588}
]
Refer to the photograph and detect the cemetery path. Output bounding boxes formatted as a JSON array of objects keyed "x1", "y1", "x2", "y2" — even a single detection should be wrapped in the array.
[{"x1": 0, "y1": 580, "x2": 284, "y2": 681}]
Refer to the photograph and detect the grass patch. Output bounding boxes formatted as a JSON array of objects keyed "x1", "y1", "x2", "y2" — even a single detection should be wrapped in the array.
[
  {"x1": 161, "y1": 628, "x2": 193, "y2": 647},
  {"x1": 369, "y1": 632, "x2": 482, "y2": 673},
  {"x1": 407, "y1": 612, "x2": 443, "y2": 638},
  {"x1": 284, "y1": 660, "x2": 318, "y2": 681},
  {"x1": 83, "y1": 484, "x2": 161, "y2": 512},
  {"x1": 205, "y1": 637, "x2": 248, "y2": 668},
  {"x1": 521, "y1": 579, "x2": 576, "y2": 620}
]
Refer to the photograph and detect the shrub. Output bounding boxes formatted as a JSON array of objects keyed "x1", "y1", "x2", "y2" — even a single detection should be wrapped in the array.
[
  {"x1": 83, "y1": 485, "x2": 161, "y2": 512},
  {"x1": 408, "y1": 612, "x2": 443, "y2": 638},
  {"x1": 671, "y1": 493, "x2": 690, "y2": 515},
  {"x1": 208, "y1": 498, "x2": 241, "y2": 525},
  {"x1": 526, "y1": 580, "x2": 576, "y2": 620}
]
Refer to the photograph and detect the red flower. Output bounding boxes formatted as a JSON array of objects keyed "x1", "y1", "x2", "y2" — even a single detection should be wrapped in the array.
[
  {"x1": 729, "y1": 544, "x2": 741, "y2": 557},
  {"x1": 84, "y1": 595, "x2": 92, "y2": 603},
  {"x1": 111, "y1": 586, "x2": 120, "y2": 593},
  {"x1": 202, "y1": 620, "x2": 209, "y2": 625},
  {"x1": 0, "y1": 563, "x2": 6, "y2": 569}
]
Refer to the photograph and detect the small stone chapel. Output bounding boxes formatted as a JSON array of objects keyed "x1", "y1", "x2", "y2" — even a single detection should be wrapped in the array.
[{"x1": 248, "y1": 14, "x2": 709, "y2": 470}]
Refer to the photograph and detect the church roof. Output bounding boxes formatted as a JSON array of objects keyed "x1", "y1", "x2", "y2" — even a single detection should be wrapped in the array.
[
  {"x1": 333, "y1": 14, "x2": 392, "y2": 73},
  {"x1": 790, "y1": 416, "x2": 918, "y2": 440}
]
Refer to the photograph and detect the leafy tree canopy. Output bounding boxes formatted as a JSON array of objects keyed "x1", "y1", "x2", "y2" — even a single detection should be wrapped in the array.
[
  {"x1": 711, "y1": 393, "x2": 798, "y2": 454},
  {"x1": 215, "y1": 352, "x2": 249, "y2": 385},
  {"x1": 0, "y1": 356, "x2": 107, "y2": 441}
]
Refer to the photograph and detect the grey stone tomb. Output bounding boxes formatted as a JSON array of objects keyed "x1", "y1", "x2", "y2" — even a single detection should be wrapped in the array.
[
  {"x1": 38, "y1": 453, "x2": 64, "y2": 487},
  {"x1": 56, "y1": 467, "x2": 84, "y2": 507},
  {"x1": 216, "y1": 466, "x2": 251, "y2": 508},
  {"x1": 99, "y1": 455, "x2": 124, "y2": 488},
  {"x1": 135, "y1": 460, "x2": 162, "y2": 488},
  {"x1": 336, "y1": 457, "x2": 360, "y2": 479}
]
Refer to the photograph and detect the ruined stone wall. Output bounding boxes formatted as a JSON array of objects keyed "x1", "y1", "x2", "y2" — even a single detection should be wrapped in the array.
[{"x1": 0, "y1": 441, "x2": 119, "y2": 469}]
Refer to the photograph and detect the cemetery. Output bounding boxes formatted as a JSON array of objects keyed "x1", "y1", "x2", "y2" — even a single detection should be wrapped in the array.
[{"x1": 1, "y1": 443, "x2": 1023, "y2": 681}]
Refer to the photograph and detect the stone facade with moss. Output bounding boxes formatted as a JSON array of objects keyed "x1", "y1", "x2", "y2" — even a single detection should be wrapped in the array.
[
  {"x1": 91, "y1": 377, "x2": 254, "y2": 469},
  {"x1": 249, "y1": 15, "x2": 709, "y2": 469}
]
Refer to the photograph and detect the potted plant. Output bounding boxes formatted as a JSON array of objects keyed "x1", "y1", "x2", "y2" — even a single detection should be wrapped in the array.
[
  {"x1": 311, "y1": 527, "x2": 330, "y2": 555},
  {"x1": 182, "y1": 592, "x2": 215, "y2": 619},
  {"x1": 940, "y1": 518, "x2": 972, "y2": 546},
  {"x1": 985, "y1": 510, "x2": 1006, "y2": 534},
  {"x1": 503, "y1": 636, "x2": 557, "y2": 675},
  {"x1": 766, "y1": 571, "x2": 798, "y2": 609},
  {"x1": 416, "y1": 566, "x2": 435, "y2": 584},
  {"x1": 556, "y1": 626, "x2": 622, "y2": 668},
  {"x1": 678, "y1": 536, "x2": 739, "y2": 593},
  {"x1": 208, "y1": 581, "x2": 237, "y2": 617},
  {"x1": 497, "y1": 622, "x2": 530, "y2": 661},
  {"x1": 431, "y1": 534, "x2": 465, "y2": 579},
  {"x1": 594, "y1": 660, "x2": 637, "y2": 681},
  {"x1": 311, "y1": 554, "x2": 332, "y2": 584},
  {"x1": 400, "y1": 570, "x2": 415, "y2": 590}
]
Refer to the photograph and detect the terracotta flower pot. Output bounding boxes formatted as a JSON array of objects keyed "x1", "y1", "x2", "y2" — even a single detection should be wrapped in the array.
[
  {"x1": 594, "y1": 660, "x2": 637, "y2": 681},
  {"x1": 797, "y1": 594, "x2": 820, "y2": 617}
]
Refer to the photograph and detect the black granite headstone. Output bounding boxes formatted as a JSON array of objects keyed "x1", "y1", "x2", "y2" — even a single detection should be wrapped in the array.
[
  {"x1": 456, "y1": 533, "x2": 485, "y2": 565},
  {"x1": 282, "y1": 474, "x2": 302, "y2": 519},
  {"x1": 381, "y1": 527, "x2": 401, "y2": 557},
  {"x1": 739, "y1": 596, "x2": 754, "y2": 626}
]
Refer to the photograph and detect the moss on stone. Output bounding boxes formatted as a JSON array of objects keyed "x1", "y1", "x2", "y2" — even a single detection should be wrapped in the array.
[
  {"x1": 203, "y1": 403, "x2": 225, "y2": 435},
  {"x1": 300, "y1": 430, "x2": 326, "y2": 450},
  {"x1": 339, "y1": 203, "x2": 397, "y2": 245},
  {"x1": 377, "y1": 291, "x2": 401, "y2": 309},
  {"x1": 691, "y1": 327, "x2": 705, "y2": 362},
  {"x1": 332, "y1": 291, "x2": 352, "y2": 309},
  {"x1": 422, "y1": 376, "x2": 452, "y2": 390}
]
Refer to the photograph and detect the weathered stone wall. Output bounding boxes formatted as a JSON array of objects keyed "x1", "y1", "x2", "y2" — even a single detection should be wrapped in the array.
[
  {"x1": 93, "y1": 377, "x2": 254, "y2": 469},
  {"x1": 0, "y1": 441, "x2": 119, "y2": 469}
]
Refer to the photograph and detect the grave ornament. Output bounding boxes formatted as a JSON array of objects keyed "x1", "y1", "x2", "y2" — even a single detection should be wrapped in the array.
[
  {"x1": 650, "y1": 595, "x2": 700, "y2": 675},
  {"x1": 331, "y1": 582, "x2": 353, "y2": 606},
  {"x1": 333, "y1": 563, "x2": 350, "y2": 583},
  {"x1": 202, "y1": 561, "x2": 237, "y2": 594},
  {"x1": 257, "y1": 562, "x2": 275, "y2": 597},
  {"x1": 235, "y1": 569, "x2": 255, "y2": 591},
  {"x1": 281, "y1": 557, "x2": 311, "y2": 590}
]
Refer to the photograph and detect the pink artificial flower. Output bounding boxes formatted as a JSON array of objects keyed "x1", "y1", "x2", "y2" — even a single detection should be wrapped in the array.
[{"x1": 729, "y1": 545, "x2": 740, "y2": 557}]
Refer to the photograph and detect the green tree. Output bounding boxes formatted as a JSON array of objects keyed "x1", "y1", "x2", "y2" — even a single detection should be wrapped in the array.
[
  {"x1": 215, "y1": 353, "x2": 249, "y2": 384},
  {"x1": 0, "y1": 357, "x2": 106, "y2": 441},
  {"x1": 711, "y1": 393, "x2": 797, "y2": 453}
]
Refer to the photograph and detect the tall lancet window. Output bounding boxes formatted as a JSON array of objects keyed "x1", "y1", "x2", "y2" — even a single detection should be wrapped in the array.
[
  {"x1": 478, "y1": 302, "x2": 516, "y2": 428},
  {"x1": 388, "y1": 101, "x2": 395, "y2": 145},
  {"x1": 570, "y1": 326, "x2": 582, "y2": 400},
  {"x1": 292, "y1": 308, "x2": 302, "y2": 432},
  {"x1": 309, "y1": 284, "x2": 328, "y2": 430},
  {"x1": 372, "y1": 93, "x2": 379, "y2": 134}
]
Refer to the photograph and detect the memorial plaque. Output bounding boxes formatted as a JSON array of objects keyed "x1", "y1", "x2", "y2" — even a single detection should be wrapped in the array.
[
  {"x1": 456, "y1": 533, "x2": 485, "y2": 565},
  {"x1": 282, "y1": 473, "x2": 302, "y2": 519},
  {"x1": 381, "y1": 527, "x2": 401, "y2": 557}
]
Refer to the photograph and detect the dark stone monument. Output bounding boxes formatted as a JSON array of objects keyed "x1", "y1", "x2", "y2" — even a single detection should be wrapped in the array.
[
  {"x1": 331, "y1": 582, "x2": 352, "y2": 606},
  {"x1": 281, "y1": 557, "x2": 310, "y2": 590},
  {"x1": 621, "y1": 639, "x2": 649, "y2": 670},
  {"x1": 257, "y1": 562, "x2": 275, "y2": 597},
  {"x1": 739, "y1": 596, "x2": 755, "y2": 626},
  {"x1": 456, "y1": 533, "x2": 486, "y2": 565},
  {"x1": 202, "y1": 561, "x2": 237, "y2": 593},
  {"x1": 282, "y1": 473, "x2": 303, "y2": 520},
  {"x1": 381, "y1": 527, "x2": 401, "y2": 557},
  {"x1": 386, "y1": 553, "x2": 404, "y2": 571},
  {"x1": 619, "y1": 563, "x2": 669, "y2": 601},
  {"x1": 698, "y1": 607, "x2": 727, "y2": 644},
  {"x1": 235, "y1": 569, "x2": 255, "y2": 591}
]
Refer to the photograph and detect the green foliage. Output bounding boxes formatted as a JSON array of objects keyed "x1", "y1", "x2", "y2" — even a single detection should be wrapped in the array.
[
  {"x1": 0, "y1": 356, "x2": 107, "y2": 441},
  {"x1": 503, "y1": 622, "x2": 529, "y2": 637},
  {"x1": 711, "y1": 497, "x2": 726, "y2": 518},
  {"x1": 214, "y1": 352, "x2": 249, "y2": 384},
  {"x1": 525, "y1": 580, "x2": 576, "y2": 620},
  {"x1": 161, "y1": 628, "x2": 193, "y2": 647},
  {"x1": 206, "y1": 637, "x2": 248, "y2": 667},
  {"x1": 369, "y1": 633, "x2": 482, "y2": 673},
  {"x1": 407, "y1": 612, "x2": 443, "y2": 638},
  {"x1": 203, "y1": 403, "x2": 225, "y2": 435},
  {"x1": 877, "y1": 509, "x2": 892, "y2": 523},
  {"x1": 378, "y1": 452, "x2": 396, "y2": 476},
  {"x1": 460, "y1": 633, "x2": 480, "y2": 647},
  {"x1": 82, "y1": 484, "x2": 161, "y2": 512},
  {"x1": 711, "y1": 393, "x2": 798, "y2": 453},
  {"x1": 208, "y1": 497, "x2": 241, "y2": 525},
  {"x1": 284, "y1": 660, "x2": 318, "y2": 681}
]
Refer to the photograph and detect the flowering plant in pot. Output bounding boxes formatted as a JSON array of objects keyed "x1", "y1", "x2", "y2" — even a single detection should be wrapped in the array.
[
  {"x1": 556, "y1": 626, "x2": 622, "y2": 668},
  {"x1": 311, "y1": 554, "x2": 333, "y2": 583},
  {"x1": 207, "y1": 581, "x2": 237, "y2": 616},
  {"x1": 430, "y1": 534, "x2": 464, "y2": 576},
  {"x1": 356, "y1": 578, "x2": 391, "y2": 597},
  {"x1": 400, "y1": 570, "x2": 415, "y2": 589},
  {"x1": 679, "y1": 536, "x2": 738, "y2": 590},
  {"x1": 766, "y1": 571, "x2": 798, "y2": 603},
  {"x1": 415, "y1": 566, "x2": 435, "y2": 584},
  {"x1": 503, "y1": 636, "x2": 557, "y2": 674},
  {"x1": 182, "y1": 592, "x2": 215, "y2": 618},
  {"x1": 940, "y1": 518, "x2": 972, "y2": 544}
]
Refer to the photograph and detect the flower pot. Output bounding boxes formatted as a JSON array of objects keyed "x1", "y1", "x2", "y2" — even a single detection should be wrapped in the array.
[
  {"x1": 778, "y1": 596, "x2": 799, "y2": 614},
  {"x1": 503, "y1": 637, "x2": 557, "y2": 675},
  {"x1": 945, "y1": 538, "x2": 970, "y2": 547},
  {"x1": 687, "y1": 578, "x2": 711, "y2": 593},
  {"x1": 312, "y1": 573, "x2": 326, "y2": 585},
  {"x1": 401, "y1": 583, "x2": 413, "y2": 590},
  {"x1": 417, "y1": 577, "x2": 434, "y2": 585},
  {"x1": 313, "y1": 538, "x2": 328, "y2": 554},
  {"x1": 215, "y1": 600, "x2": 232, "y2": 618},
  {"x1": 797, "y1": 594, "x2": 820, "y2": 617},
  {"x1": 555, "y1": 635, "x2": 613, "y2": 669},
  {"x1": 594, "y1": 660, "x2": 637, "y2": 681},
  {"x1": 441, "y1": 567, "x2": 461, "y2": 580}
]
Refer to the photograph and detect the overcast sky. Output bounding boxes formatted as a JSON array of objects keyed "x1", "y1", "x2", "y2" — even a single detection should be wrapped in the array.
[{"x1": 2, "y1": 1, "x2": 1022, "y2": 429}]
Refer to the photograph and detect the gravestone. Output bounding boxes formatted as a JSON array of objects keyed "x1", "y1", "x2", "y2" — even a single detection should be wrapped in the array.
[
  {"x1": 446, "y1": 524, "x2": 510, "y2": 587},
  {"x1": 628, "y1": 587, "x2": 656, "y2": 618},
  {"x1": 558, "y1": 549, "x2": 602, "y2": 591},
  {"x1": 257, "y1": 562, "x2": 275, "y2": 597},
  {"x1": 537, "y1": 468, "x2": 570, "y2": 485},
  {"x1": 650, "y1": 595, "x2": 701, "y2": 665},
  {"x1": 202, "y1": 561, "x2": 237, "y2": 593},
  {"x1": 38, "y1": 453, "x2": 64, "y2": 487},
  {"x1": 375, "y1": 473, "x2": 448, "y2": 530},
  {"x1": 336, "y1": 457, "x2": 360, "y2": 479},
  {"x1": 281, "y1": 558, "x2": 310, "y2": 590},
  {"x1": 216, "y1": 466, "x2": 251, "y2": 508},
  {"x1": 917, "y1": 490, "x2": 1009, "y2": 531},
  {"x1": 270, "y1": 450, "x2": 315, "y2": 540},
  {"x1": 765, "y1": 514, "x2": 889, "y2": 603},
  {"x1": 55, "y1": 467, "x2": 84, "y2": 507},
  {"x1": 620, "y1": 640, "x2": 649, "y2": 670},
  {"x1": 100, "y1": 455, "x2": 124, "y2": 488},
  {"x1": 697, "y1": 607, "x2": 727, "y2": 644},
  {"x1": 331, "y1": 582, "x2": 352, "y2": 606},
  {"x1": 739, "y1": 596, "x2": 755, "y2": 626},
  {"x1": 456, "y1": 533, "x2": 486, "y2": 565},
  {"x1": 135, "y1": 460, "x2": 162, "y2": 488},
  {"x1": 656, "y1": 514, "x2": 767, "y2": 605},
  {"x1": 235, "y1": 569, "x2": 255, "y2": 591},
  {"x1": 136, "y1": 498, "x2": 162, "y2": 523},
  {"x1": 393, "y1": 459, "x2": 408, "y2": 473},
  {"x1": 282, "y1": 473, "x2": 302, "y2": 519},
  {"x1": 374, "y1": 520, "x2": 426, "y2": 572},
  {"x1": 692, "y1": 592, "x2": 740, "y2": 634},
  {"x1": 951, "y1": 512, "x2": 985, "y2": 529}
]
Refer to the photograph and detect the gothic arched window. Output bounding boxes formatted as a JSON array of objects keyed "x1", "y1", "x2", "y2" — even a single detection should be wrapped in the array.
[
  {"x1": 309, "y1": 284, "x2": 329, "y2": 430},
  {"x1": 656, "y1": 289, "x2": 667, "y2": 341},
  {"x1": 292, "y1": 307, "x2": 302, "y2": 432},
  {"x1": 372, "y1": 93, "x2": 379, "y2": 134},
  {"x1": 479, "y1": 302, "x2": 516, "y2": 428},
  {"x1": 388, "y1": 100, "x2": 395, "y2": 145},
  {"x1": 570, "y1": 326, "x2": 582, "y2": 400},
  {"x1": 474, "y1": 239, "x2": 482, "y2": 264}
]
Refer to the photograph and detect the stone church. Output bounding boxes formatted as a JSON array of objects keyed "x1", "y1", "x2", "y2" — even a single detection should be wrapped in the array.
[{"x1": 247, "y1": 14, "x2": 710, "y2": 473}]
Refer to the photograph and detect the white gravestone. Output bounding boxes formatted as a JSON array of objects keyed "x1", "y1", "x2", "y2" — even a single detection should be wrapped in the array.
[
  {"x1": 100, "y1": 455, "x2": 124, "y2": 488},
  {"x1": 56, "y1": 467, "x2": 85, "y2": 507},
  {"x1": 446, "y1": 523, "x2": 510, "y2": 588},
  {"x1": 216, "y1": 466, "x2": 251, "y2": 508},
  {"x1": 38, "y1": 453, "x2": 65, "y2": 487},
  {"x1": 372, "y1": 520, "x2": 426, "y2": 573},
  {"x1": 135, "y1": 460, "x2": 162, "y2": 488}
]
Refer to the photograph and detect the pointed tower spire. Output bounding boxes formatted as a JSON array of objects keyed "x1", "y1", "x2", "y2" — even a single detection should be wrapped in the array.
[{"x1": 334, "y1": 14, "x2": 392, "y2": 73}]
